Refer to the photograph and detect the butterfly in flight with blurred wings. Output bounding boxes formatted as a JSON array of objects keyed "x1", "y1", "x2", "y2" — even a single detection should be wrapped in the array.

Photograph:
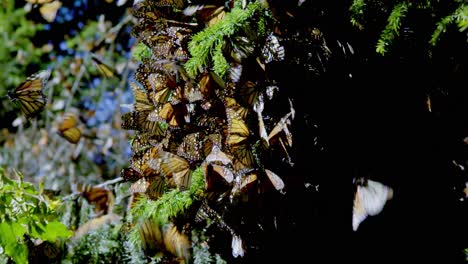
[
  {"x1": 76, "y1": 183, "x2": 115, "y2": 215},
  {"x1": 57, "y1": 113, "x2": 82, "y2": 144},
  {"x1": 7, "y1": 69, "x2": 51, "y2": 119},
  {"x1": 91, "y1": 54, "x2": 117, "y2": 78},
  {"x1": 352, "y1": 177, "x2": 393, "y2": 231}
]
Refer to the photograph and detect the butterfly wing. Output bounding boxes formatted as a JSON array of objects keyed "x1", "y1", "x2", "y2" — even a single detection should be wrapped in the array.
[
  {"x1": 77, "y1": 183, "x2": 114, "y2": 214},
  {"x1": 121, "y1": 111, "x2": 166, "y2": 136},
  {"x1": 159, "y1": 152, "x2": 191, "y2": 190},
  {"x1": 39, "y1": 1, "x2": 62, "y2": 23},
  {"x1": 61, "y1": 127, "x2": 82, "y2": 144},
  {"x1": 58, "y1": 113, "x2": 81, "y2": 144},
  {"x1": 130, "y1": 82, "x2": 156, "y2": 112},
  {"x1": 145, "y1": 176, "x2": 166, "y2": 200},
  {"x1": 91, "y1": 55, "x2": 116, "y2": 78},
  {"x1": 361, "y1": 180, "x2": 393, "y2": 216},
  {"x1": 264, "y1": 169, "x2": 285, "y2": 191},
  {"x1": 226, "y1": 108, "x2": 255, "y2": 168},
  {"x1": 352, "y1": 179, "x2": 393, "y2": 231}
]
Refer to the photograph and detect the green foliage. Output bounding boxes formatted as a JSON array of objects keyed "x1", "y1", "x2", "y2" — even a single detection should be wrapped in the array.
[
  {"x1": 0, "y1": 168, "x2": 72, "y2": 264},
  {"x1": 184, "y1": 1, "x2": 265, "y2": 78},
  {"x1": 65, "y1": 223, "x2": 124, "y2": 264},
  {"x1": 376, "y1": 2, "x2": 409, "y2": 55},
  {"x1": 130, "y1": 167, "x2": 205, "y2": 225},
  {"x1": 132, "y1": 43, "x2": 152, "y2": 62},
  {"x1": 349, "y1": 0, "x2": 468, "y2": 54},
  {"x1": 349, "y1": 0, "x2": 366, "y2": 30},
  {"x1": 0, "y1": 0, "x2": 46, "y2": 116},
  {"x1": 191, "y1": 228, "x2": 227, "y2": 264},
  {"x1": 430, "y1": 4, "x2": 468, "y2": 45}
]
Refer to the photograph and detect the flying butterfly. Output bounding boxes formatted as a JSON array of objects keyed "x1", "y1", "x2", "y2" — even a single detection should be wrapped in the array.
[
  {"x1": 76, "y1": 183, "x2": 115, "y2": 215},
  {"x1": 7, "y1": 69, "x2": 51, "y2": 119},
  {"x1": 57, "y1": 113, "x2": 82, "y2": 144},
  {"x1": 74, "y1": 213, "x2": 121, "y2": 240},
  {"x1": 162, "y1": 223, "x2": 191, "y2": 263},
  {"x1": 91, "y1": 54, "x2": 117, "y2": 78},
  {"x1": 352, "y1": 178, "x2": 393, "y2": 231},
  {"x1": 138, "y1": 219, "x2": 191, "y2": 262},
  {"x1": 226, "y1": 108, "x2": 255, "y2": 169},
  {"x1": 39, "y1": 0, "x2": 62, "y2": 23}
]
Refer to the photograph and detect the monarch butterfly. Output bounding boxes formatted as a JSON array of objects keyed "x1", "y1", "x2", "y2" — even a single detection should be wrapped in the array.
[
  {"x1": 7, "y1": 70, "x2": 50, "y2": 119},
  {"x1": 177, "y1": 132, "x2": 208, "y2": 162},
  {"x1": 91, "y1": 54, "x2": 116, "y2": 78},
  {"x1": 138, "y1": 220, "x2": 191, "y2": 262},
  {"x1": 158, "y1": 151, "x2": 192, "y2": 190},
  {"x1": 148, "y1": 72, "x2": 176, "y2": 104},
  {"x1": 121, "y1": 111, "x2": 166, "y2": 136},
  {"x1": 352, "y1": 178, "x2": 393, "y2": 231},
  {"x1": 130, "y1": 81, "x2": 157, "y2": 112},
  {"x1": 226, "y1": 108, "x2": 255, "y2": 168},
  {"x1": 76, "y1": 183, "x2": 115, "y2": 215},
  {"x1": 57, "y1": 113, "x2": 82, "y2": 144},
  {"x1": 138, "y1": 218, "x2": 164, "y2": 255},
  {"x1": 162, "y1": 223, "x2": 191, "y2": 263}
]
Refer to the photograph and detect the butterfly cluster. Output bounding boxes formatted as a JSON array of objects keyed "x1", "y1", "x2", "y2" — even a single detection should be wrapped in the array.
[{"x1": 120, "y1": 0, "x2": 295, "y2": 260}]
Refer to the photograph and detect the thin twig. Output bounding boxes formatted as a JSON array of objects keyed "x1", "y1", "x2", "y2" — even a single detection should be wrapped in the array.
[{"x1": 61, "y1": 177, "x2": 124, "y2": 201}]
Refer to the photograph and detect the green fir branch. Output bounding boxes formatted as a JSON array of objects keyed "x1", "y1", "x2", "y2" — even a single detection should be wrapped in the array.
[
  {"x1": 184, "y1": 1, "x2": 264, "y2": 78},
  {"x1": 376, "y1": 2, "x2": 409, "y2": 55},
  {"x1": 349, "y1": 0, "x2": 366, "y2": 30},
  {"x1": 430, "y1": 4, "x2": 468, "y2": 45}
]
